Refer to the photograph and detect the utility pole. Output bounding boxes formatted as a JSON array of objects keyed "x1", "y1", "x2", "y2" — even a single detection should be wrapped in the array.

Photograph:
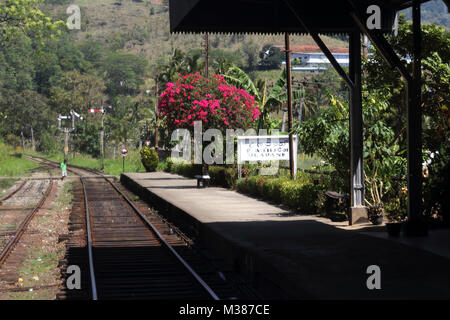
[
  {"x1": 284, "y1": 32, "x2": 295, "y2": 179},
  {"x1": 155, "y1": 71, "x2": 159, "y2": 151},
  {"x1": 205, "y1": 33, "x2": 209, "y2": 77},
  {"x1": 100, "y1": 108, "x2": 105, "y2": 171},
  {"x1": 202, "y1": 33, "x2": 210, "y2": 177},
  {"x1": 88, "y1": 107, "x2": 105, "y2": 170}
]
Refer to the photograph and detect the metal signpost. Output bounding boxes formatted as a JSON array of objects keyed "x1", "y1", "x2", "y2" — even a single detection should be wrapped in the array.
[
  {"x1": 237, "y1": 135, "x2": 298, "y2": 179},
  {"x1": 121, "y1": 147, "x2": 128, "y2": 173}
]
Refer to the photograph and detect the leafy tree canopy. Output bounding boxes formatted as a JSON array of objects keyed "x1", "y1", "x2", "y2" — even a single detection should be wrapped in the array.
[
  {"x1": 102, "y1": 52, "x2": 148, "y2": 97},
  {"x1": 0, "y1": 0, "x2": 66, "y2": 45}
]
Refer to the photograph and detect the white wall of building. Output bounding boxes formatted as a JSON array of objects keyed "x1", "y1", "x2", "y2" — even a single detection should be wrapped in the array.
[{"x1": 291, "y1": 52, "x2": 349, "y2": 67}]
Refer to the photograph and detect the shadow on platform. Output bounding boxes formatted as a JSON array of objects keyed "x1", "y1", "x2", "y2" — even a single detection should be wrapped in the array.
[{"x1": 204, "y1": 219, "x2": 450, "y2": 299}]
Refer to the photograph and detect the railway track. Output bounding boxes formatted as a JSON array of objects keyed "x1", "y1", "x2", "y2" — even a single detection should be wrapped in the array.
[
  {"x1": 0, "y1": 180, "x2": 26, "y2": 204},
  {"x1": 82, "y1": 177, "x2": 219, "y2": 299},
  {"x1": 0, "y1": 179, "x2": 54, "y2": 266},
  {"x1": 27, "y1": 156, "x2": 228, "y2": 300}
]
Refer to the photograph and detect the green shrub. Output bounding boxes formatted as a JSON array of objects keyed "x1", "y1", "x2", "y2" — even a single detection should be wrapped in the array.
[
  {"x1": 140, "y1": 147, "x2": 159, "y2": 172},
  {"x1": 171, "y1": 163, "x2": 180, "y2": 174},
  {"x1": 262, "y1": 178, "x2": 285, "y2": 203},
  {"x1": 157, "y1": 162, "x2": 168, "y2": 171},
  {"x1": 5, "y1": 134, "x2": 20, "y2": 148},
  {"x1": 166, "y1": 157, "x2": 189, "y2": 174},
  {"x1": 165, "y1": 158, "x2": 174, "y2": 172},
  {"x1": 209, "y1": 166, "x2": 225, "y2": 186},
  {"x1": 280, "y1": 181, "x2": 319, "y2": 213},
  {"x1": 236, "y1": 178, "x2": 249, "y2": 194},
  {"x1": 247, "y1": 176, "x2": 261, "y2": 196},
  {"x1": 180, "y1": 163, "x2": 198, "y2": 178},
  {"x1": 236, "y1": 175, "x2": 320, "y2": 213},
  {"x1": 208, "y1": 166, "x2": 238, "y2": 188},
  {"x1": 163, "y1": 158, "x2": 323, "y2": 214},
  {"x1": 172, "y1": 163, "x2": 182, "y2": 174},
  {"x1": 166, "y1": 163, "x2": 238, "y2": 188},
  {"x1": 236, "y1": 176, "x2": 268, "y2": 197},
  {"x1": 298, "y1": 183, "x2": 320, "y2": 213},
  {"x1": 280, "y1": 181, "x2": 302, "y2": 209},
  {"x1": 225, "y1": 167, "x2": 238, "y2": 189}
]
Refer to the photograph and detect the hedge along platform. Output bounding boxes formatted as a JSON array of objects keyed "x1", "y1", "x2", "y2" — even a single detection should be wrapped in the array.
[{"x1": 121, "y1": 172, "x2": 450, "y2": 299}]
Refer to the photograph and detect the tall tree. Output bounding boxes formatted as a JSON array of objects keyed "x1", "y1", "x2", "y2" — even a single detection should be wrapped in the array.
[
  {"x1": 0, "y1": 0, "x2": 65, "y2": 45},
  {"x1": 49, "y1": 70, "x2": 106, "y2": 116},
  {"x1": 102, "y1": 52, "x2": 148, "y2": 96},
  {"x1": 0, "y1": 89, "x2": 53, "y2": 143}
]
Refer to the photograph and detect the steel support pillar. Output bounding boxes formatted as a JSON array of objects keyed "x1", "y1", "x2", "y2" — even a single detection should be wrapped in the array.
[
  {"x1": 348, "y1": 0, "x2": 427, "y2": 235},
  {"x1": 284, "y1": 0, "x2": 367, "y2": 223},
  {"x1": 405, "y1": 0, "x2": 427, "y2": 236},
  {"x1": 285, "y1": 32, "x2": 295, "y2": 179},
  {"x1": 349, "y1": 31, "x2": 367, "y2": 225}
]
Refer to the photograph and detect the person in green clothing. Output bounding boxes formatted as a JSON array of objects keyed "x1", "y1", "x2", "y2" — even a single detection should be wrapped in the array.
[{"x1": 61, "y1": 159, "x2": 67, "y2": 180}]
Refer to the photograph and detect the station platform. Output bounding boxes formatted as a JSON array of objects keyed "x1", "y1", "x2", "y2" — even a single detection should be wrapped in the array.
[{"x1": 121, "y1": 172, "x2": 450, "y2": 299}]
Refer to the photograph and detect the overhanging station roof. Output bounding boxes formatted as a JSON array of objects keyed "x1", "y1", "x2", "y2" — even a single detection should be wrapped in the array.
[{"x1": 169, "y1": 0, "x2": 433, "y2": 35}]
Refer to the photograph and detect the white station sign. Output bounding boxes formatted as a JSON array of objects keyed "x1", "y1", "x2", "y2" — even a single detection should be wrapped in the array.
[
  {"x1": 237, "y1": 135, "x2": 298, "y2": 163},
  {"x1": 237, "y1": 135, "x2": 298, "y2": 179}
]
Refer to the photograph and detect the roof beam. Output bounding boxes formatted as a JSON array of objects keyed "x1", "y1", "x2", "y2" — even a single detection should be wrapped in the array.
[
  {"x1": 347, "y1": 0, "x2": 412, "y2": 83},
  {"x1": 283, "y1": 0, "x2": 354, "y2": 89},
  {"x1": 395, "y1": 0, "x2": 431, "y2": 10}
]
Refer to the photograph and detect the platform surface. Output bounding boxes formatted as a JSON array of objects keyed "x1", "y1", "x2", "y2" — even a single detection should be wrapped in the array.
[{"x1": 124, "y1": 171, "x2": 450, "y2": 299}]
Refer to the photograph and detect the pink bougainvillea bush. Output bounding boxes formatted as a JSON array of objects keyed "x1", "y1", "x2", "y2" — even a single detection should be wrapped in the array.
[{"x1": 158, "y1": 73, "x2": 261, "y2": 133}]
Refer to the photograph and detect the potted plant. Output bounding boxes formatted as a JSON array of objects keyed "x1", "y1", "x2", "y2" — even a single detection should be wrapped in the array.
[
  {"x1": 365, "y1": 173, "x2": 386, "y2": 225},
  {"x1": 384, "y1": 187, "x2": 407, "y2": 236},
  {"x1": 367, "y1": 204, "x2": 384, "y2": 225}
]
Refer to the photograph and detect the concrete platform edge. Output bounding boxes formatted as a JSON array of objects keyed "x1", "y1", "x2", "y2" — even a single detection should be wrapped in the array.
[{"x1": 120, "y1": 173, "x2": 313, "y2": 299}]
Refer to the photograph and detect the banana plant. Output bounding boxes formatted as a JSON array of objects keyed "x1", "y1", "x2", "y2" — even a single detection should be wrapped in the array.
[{"x1": 222, "y1": 67, "x2": 304, "y2": 130}]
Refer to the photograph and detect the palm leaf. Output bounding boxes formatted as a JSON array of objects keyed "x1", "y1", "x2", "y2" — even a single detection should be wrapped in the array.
[{"x1": 222, "y1": 66, "x2": 260, "y2": 100}]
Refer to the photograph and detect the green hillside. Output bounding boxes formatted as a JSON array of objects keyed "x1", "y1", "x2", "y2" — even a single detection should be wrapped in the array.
[
  {"x1": 401, "y1": 0, "x2": 449, "y2": 28},
  {"x1": 42, "y1": 0, "x2": 348, "y2": 67}
]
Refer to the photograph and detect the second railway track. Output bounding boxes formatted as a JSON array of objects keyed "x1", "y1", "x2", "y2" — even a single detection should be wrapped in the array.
[{"x1": 0, "y1": 179, "x2": 54, "y2": 267}]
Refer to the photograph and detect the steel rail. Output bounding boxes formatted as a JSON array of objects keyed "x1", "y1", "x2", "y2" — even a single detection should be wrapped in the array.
[
  {"x1": 0, "y1": 180, "x2": 26, "y2": 204},
  {"x1": 27, "y1": 155, "x2": 220, "y2": 300},
  {"x1": 25, "y1": 155, "x2": 99, "y2": 299},
  {"x1": 0, "y1": 180, "x2": 54, "y2": 265},
  {"x1": 105, "y1": 178, "x2": 220, "y2": 300},
  {"x1": 80, "y1": 177, "x2": 98, "y2": 300}
]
